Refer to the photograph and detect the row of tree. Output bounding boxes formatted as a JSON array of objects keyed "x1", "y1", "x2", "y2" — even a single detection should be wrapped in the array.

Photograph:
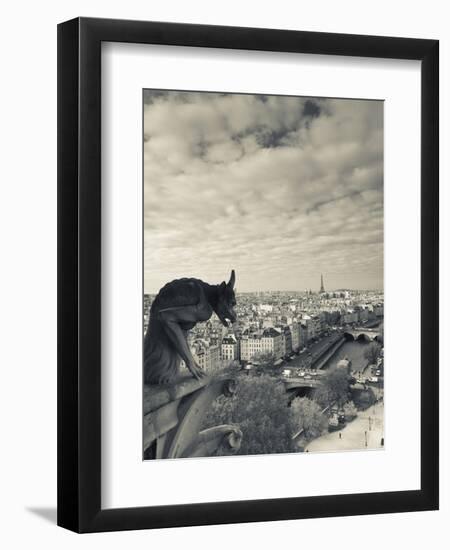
[{"x1": 363, "y1": 341, "x2": 382, "y2": 365}]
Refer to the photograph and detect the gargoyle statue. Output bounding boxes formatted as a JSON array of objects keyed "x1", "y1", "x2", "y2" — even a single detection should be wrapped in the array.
[{"x1": 144, "y1": 270, "x2": 237, "y2": 385}]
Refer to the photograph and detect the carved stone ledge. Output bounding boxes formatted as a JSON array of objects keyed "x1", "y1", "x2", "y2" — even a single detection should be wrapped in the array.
[
  {"x1": 186, "y1": 425, "x2": 243, "y2": 457},
  {"x1": 144, "y1": 372, "x2": 239, "y2": 459}
]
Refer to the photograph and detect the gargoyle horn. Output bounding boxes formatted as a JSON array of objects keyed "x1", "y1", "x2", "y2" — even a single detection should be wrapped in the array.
[{"x1": 227, "y1": 269, "x2": 235, "y2": 289}]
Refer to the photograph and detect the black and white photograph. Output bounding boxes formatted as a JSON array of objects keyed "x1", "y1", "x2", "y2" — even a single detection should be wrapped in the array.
[{"x1": 143, "y1": 90, "x2": 384, "y2": 459}]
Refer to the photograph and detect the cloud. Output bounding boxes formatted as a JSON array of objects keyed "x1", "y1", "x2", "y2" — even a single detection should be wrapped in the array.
[{"x1": 143, "y1": 90, "x2": 383, "y2": 292}]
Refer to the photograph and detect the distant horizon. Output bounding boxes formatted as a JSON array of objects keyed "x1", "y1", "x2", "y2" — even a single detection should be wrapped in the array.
[{"x1": 144, "y1": 285, "x2": 384, "y2": 296}]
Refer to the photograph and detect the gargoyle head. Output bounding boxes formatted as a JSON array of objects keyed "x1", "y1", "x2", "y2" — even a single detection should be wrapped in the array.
[{"x1": 216, "y1": 270, "x2": 237, "y2": 328}]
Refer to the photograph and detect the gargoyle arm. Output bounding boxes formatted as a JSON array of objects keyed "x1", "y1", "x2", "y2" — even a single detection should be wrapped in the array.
[{"x1": 158, "y1": 305, "x2": 208, "y2": 379}]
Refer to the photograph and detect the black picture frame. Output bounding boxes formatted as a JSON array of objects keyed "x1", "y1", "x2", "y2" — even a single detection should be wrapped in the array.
[{"x1": 57, "y1": 17, "x2": 439, "y2": 533}]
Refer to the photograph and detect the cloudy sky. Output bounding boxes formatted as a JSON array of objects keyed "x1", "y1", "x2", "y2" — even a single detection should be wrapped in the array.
[{"x1": 143, "y1": 90, "x2": 383, "y2": 294}]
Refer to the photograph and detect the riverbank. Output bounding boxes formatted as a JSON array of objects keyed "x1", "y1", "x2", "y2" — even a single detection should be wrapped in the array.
[
  {"x1": 304, "y1": 400, "x2": 384, "y2": 453},
  {"x1": 286, "y1": 333, "x2": 345, "y2": 371},
  {"x1": 315, "y1": 336, "x2": 346, "y2": 370},
  {"x1": 324, "y1": 339, "x2": 371, "y2": 373}
]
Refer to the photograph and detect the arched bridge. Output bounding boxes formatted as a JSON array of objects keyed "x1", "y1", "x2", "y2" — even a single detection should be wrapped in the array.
[
  {"x1": 283, "y1": 377, "x2": 323, "y2": 391},
  {"x1": 343, "y1": 328, "x2": 381, "y2": 342}
]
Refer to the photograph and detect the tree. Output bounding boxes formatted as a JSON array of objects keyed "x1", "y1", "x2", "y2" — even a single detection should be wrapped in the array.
[
  {"x1": 202, "y1": 374, "x2": 297, "y2": 455},
  {"x1": 314, "y1": 367, "x2": 350, "y2": 409},
  {"x1": 251, "y1": 351, "x2": 277, "y2": 375},
  {"x1": 290, "y1": 397, "x2": 327, "y2": 440},
  {"x1": 342, "y1": 401, "x2": 358, "y2": 421},
  {"x1": 252, "y1": 351, "x2": 276, "y2": 368},
  {"x1": 351, "y1": 387, "x2": 376, "y2": 410},
  {"x1": 364, "y1": 342, "x2": 381, "y2": 365},
  {"x1": 219, "y1": 358, "x2": 241, "y2": 372}
]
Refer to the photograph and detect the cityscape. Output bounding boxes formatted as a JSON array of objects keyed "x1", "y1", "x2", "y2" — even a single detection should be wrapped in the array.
[
  {"x1": 143, "y1": 276, "x2": 384, "y2": 454},
  {"x1": 144, "y1": 276, "x2": 383, "y2": 373}
]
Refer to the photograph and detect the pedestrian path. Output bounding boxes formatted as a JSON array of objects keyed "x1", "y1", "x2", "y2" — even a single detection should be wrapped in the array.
[{"x1": 305, "y1": 400, "x2": 384, "y2": 453}]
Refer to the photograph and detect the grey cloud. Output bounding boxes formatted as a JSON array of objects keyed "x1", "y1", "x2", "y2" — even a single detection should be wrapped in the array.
[{"x1": 143, "y1": 90, "x2": 383, "y2": 292}]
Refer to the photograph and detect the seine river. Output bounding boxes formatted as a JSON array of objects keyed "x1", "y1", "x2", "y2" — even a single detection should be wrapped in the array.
[
  {"x1": 325, "y1": 340, "x2": 371, "y2": 373},
  {"x1": 286, "y1": 337, "x2": 373, "y2": 374}
]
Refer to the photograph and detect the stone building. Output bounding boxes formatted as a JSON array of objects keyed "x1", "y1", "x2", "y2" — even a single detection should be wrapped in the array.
[
  {"x1": 221, "y1": 334, "x2": 238, "y2": 362},
  {"x1": 239, "y1": 327, "x2": 283, "y2": 362}
]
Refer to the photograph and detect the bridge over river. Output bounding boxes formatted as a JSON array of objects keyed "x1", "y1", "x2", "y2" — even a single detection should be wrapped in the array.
[
  {"x1": 343, "y1": 328, "x2": 381, "y2": 342},
  {"x1": 278, "y1": 323, "x2": 382, "y2": 382},
  {"x1": 283, "y1": 377, "x2": 323, "y2": 392}
]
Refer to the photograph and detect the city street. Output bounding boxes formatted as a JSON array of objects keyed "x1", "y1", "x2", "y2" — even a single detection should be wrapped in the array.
[
  {"x1": 304, "y1": 400, "x2": 384, "y2": 452},
  {"x1": 287, "y1": 332, "x2": 343, "y2": 370}
]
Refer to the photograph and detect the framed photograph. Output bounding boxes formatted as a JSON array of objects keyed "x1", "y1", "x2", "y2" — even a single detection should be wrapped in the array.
[{"x1": 57, "y1": 17, "x2": 439, "y2": 533}]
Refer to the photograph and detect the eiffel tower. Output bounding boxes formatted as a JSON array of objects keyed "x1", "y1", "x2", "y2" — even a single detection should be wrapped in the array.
[{"x1": 320, "y1": 274, "x2": 325, "y2": 293}]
